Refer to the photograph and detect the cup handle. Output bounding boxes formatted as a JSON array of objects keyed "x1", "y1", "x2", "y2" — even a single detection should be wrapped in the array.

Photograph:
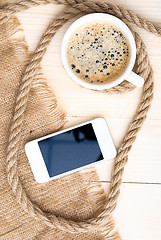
[{"x1": 126, "y1": 71, "x2": 144, "y2": 87}]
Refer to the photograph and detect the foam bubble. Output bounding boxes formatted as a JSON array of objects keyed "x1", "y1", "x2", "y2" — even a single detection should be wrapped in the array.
[{"x1": 67, "y1": 21, "x2": 130, "y2": 85}]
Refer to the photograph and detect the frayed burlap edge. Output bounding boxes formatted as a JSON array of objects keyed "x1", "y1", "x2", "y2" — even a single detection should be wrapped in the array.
[
  {"x1": 80, "y1": 167, "x2": 121, "y2": 239},
  {"x1": 1, "y1": 4, "x2": 111, "y2": 240}
]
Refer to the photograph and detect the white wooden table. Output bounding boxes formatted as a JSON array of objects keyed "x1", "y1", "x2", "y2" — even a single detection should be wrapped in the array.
[{"x1": 18, "y1": 1, "x2": 161, "y2": 239}]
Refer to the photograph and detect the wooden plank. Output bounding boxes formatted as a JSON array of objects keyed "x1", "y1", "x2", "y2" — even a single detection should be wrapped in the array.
[{"x1": 113, "y1": 182, "x2": 161, "y2": 240}]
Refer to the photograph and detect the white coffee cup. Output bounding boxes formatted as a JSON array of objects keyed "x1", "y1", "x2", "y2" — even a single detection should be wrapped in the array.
[{"x1": 61, "y1": 13, "x2": 144, "y2": 90}]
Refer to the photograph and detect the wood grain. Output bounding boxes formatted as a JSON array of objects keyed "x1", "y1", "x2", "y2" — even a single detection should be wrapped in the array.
[{"x1": 17, "y1": 1, "x2": 161, "y2": 239}]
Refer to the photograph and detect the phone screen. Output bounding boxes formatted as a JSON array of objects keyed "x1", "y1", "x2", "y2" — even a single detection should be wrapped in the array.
[{"x1": 38, "y1": 123, "x2": 103, "y2": 178}]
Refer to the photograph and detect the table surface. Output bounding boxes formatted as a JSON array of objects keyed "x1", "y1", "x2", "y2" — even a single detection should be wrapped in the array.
[{"x1": 17, "y1": 1, "x2": 161, "y2": 239}]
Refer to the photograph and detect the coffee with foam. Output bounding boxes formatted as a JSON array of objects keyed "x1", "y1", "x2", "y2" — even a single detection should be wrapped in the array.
[{"x1": 66, "y1": 21, "x2": 130, "y2": 85}]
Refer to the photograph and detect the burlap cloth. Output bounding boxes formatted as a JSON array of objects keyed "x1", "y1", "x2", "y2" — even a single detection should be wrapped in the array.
[
  {"x1": 0, "y1": 0, "x2": 160, "y2": 239},
  {"x1": 0, "y1": 6, "x2": 109, "y2": 240}
]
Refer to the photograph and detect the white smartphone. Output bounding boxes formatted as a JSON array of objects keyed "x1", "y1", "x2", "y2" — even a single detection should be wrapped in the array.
[{"x1": 25, "y1": 118, "x2": 116, "y2": 183}]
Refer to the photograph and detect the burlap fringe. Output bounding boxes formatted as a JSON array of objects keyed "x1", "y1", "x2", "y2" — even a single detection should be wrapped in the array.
[
  {"x1": 0, "y1": 17, "x2": 22, "y2": 41},
  {"x1": 4, "y1": 14, "x2": 67, "y2": 132},
  {"x1": 80, "y1": 167, "x2": 107, "y2": 215},
  {"x1": 80, "y1": 167, "x2": 121, "y2": 239},
  {"x1": 100, "y1": 216, "x2": 121, "y2": 240},
  {"x1": 32, "y1": 70, "x2": 67, "y2": 131}
]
